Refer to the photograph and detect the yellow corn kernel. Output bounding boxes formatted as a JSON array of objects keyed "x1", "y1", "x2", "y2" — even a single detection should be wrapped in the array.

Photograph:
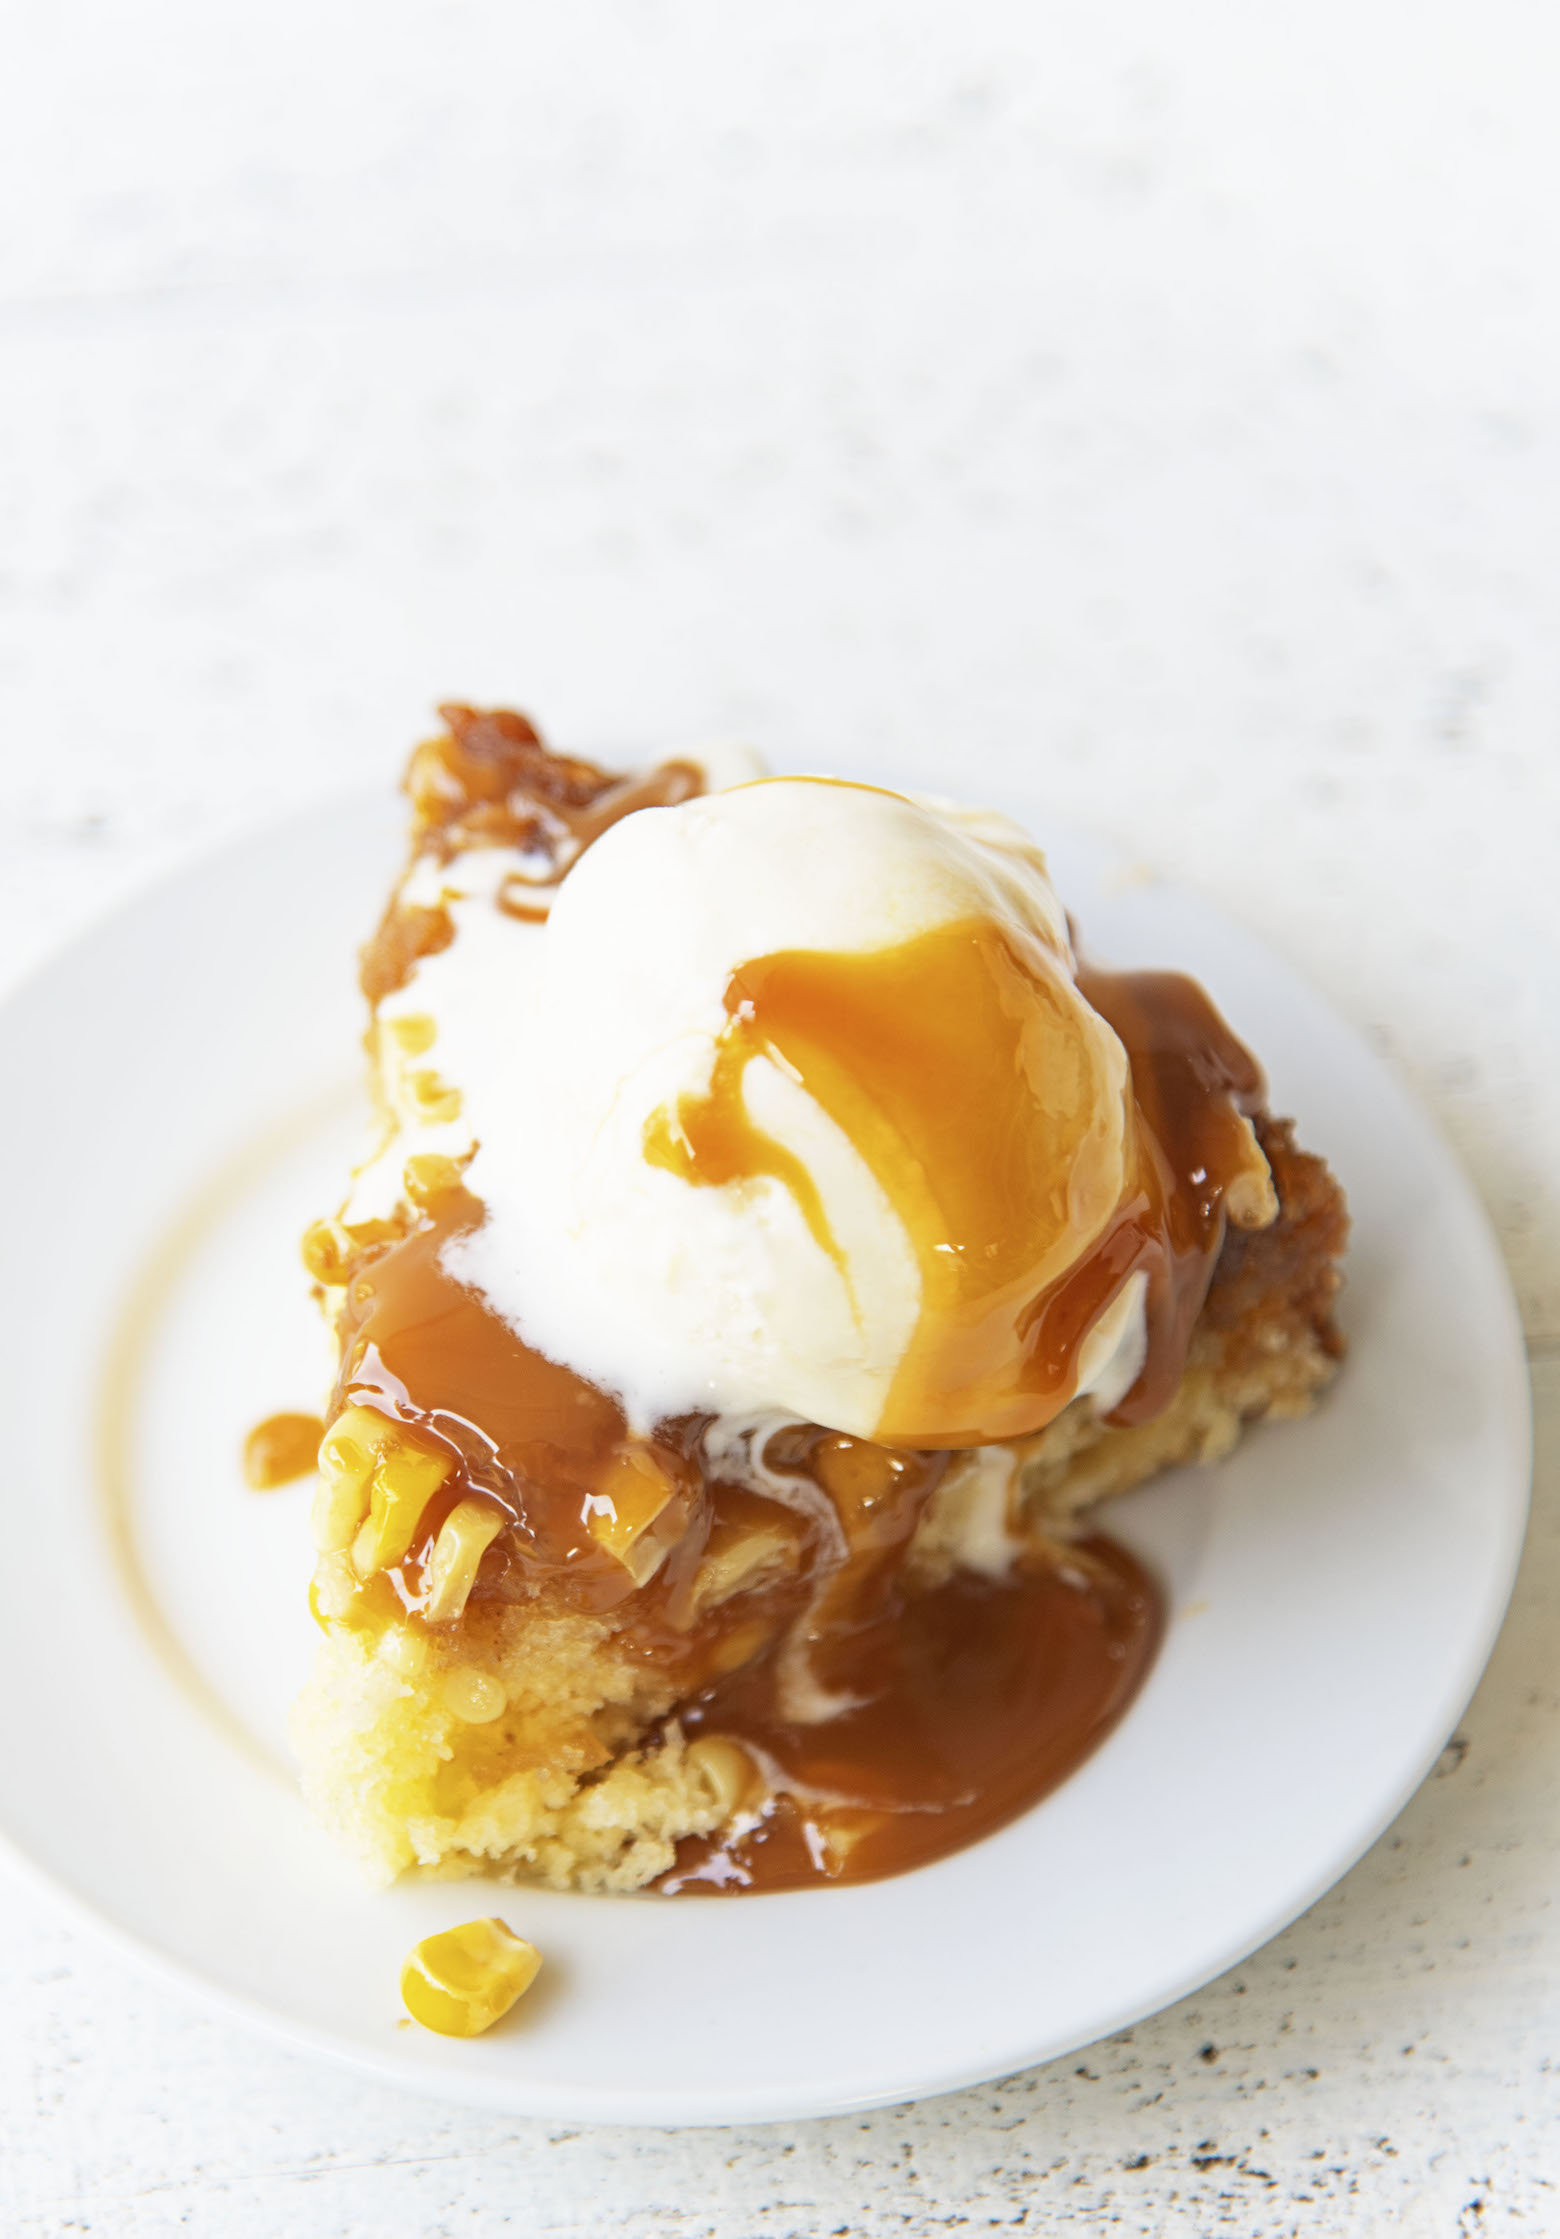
[
  {"x1": 407, "y1": 1068, "x2": 462, "y2": 1124},
  {"x1": 321, "y1": 1404, "x2": 401, "y2": 1466},
  {"x1": 349, "y1": 1440, "x2": 454, "y2": 1578},
  {"x1": 685, "y1": 1736, "x2": 757, "y2": 1819},
  {"x1": 306, "y1": 1549, "x2": 387, "y2": 1638},
  {"x1": 688, "y1": 1526, "x2": 796, "y2": 1616},
  {"x1": 1225, "y1": 1121, "x2": 1279, "y2": 1230},
  {"x1": 423, "y1": 1498, "x2": 506, "y2": 1624},
  {"x1": 586, "y1": 1443, "x2": 678, "y2": 1585},
  {"x1": 703, "y1": 1615, "x2": 777, "y2": 1679},
  {"x1": 313, "y1": 1404, "x2": 396, "y2": 1552},
  {"x1": 378, "y1": 1623, "x2": 431, "y2": 1680},
  {"x1": 300, "y1": 1216, "x2": 355, "y2": 1286},
  {"x1": 312, "y1": 1473, "x2": 367, "y2": 1556},
  {"x1": 400, "y1": 1919, "x2": 541, "y2": 2039},
  {"x1": 442, "y1": 1666, "x2": 507, "y2": 1723},
  {"x1": 309, "y1": 1554, "x2": 398, "y2": 1634},
  {"x1": 309, "y1": 1551, "x2": 364, "y2": 1625},
  {"x1": 347, "y1": 1214, "x2": 405, "y2": 1249},
  {"x1": 403, "y1": 1151, "x2": 468, "y2": 1210},
  {"x1": 386, "y1": 1011, "x2": 437, "y2": 1057},
  {"x1": 312, "y1": 1419, "x2": 375, "y2": 1551}
]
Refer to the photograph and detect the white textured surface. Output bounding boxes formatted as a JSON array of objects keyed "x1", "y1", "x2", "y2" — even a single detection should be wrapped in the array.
[{"x1": 0, "y1": 2, "x2": 1556, "y2": 2230}]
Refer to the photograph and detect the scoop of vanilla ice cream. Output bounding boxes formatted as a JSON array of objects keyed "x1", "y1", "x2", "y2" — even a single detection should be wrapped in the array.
[{"x1": 358, "y1": 774, "x2": 1145, "y2": 1438}]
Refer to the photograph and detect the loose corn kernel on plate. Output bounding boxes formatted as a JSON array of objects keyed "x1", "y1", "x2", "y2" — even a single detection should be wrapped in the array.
[
  {"x1": 401, "y1": 1919, "x2": 543, "y2": 2037},
  {"x1": 0, "y1": 789, "x2": 1529, "y2": 2123}
]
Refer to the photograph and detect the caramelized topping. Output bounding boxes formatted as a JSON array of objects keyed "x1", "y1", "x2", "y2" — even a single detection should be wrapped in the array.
[
  {"x1": 360, "y1": 904, "x2": 454, "y2": 1007},
  {"x1": 362, "y1": 702, "x2": 703, "y2": 1000}
]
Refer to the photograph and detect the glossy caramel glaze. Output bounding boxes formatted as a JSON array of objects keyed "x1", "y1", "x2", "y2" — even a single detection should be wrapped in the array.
[
  {"x1": 664, "y1": 1536, "x2": 1160, "y2": 1891},
  {"x1": 642, "y1": 915, "x2": 1270, "y2": 1447},
  {"x1": 644, "y1": 1024, "x2": 853, "y2": 1289},
  {"x1": 1077, "y1": 964, "x2": 1267, "y2": 1426},
  {"x1": 316, "y1": 709, "x2": 1299, "y2": 1894},
  {"x1": 645, "y1": 917, "x2": 1125, "y2": 1445},
  {"x1": 331, "y1": 1185, "x2": 651, "y2": 1615}
]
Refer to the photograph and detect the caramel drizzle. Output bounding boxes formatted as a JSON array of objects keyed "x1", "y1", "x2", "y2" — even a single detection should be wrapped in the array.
[
  {"x1": 640, "y1": 921, "x2": 1268, "y2": 1447},
  {"x1": 492, "y1": 764, "x2": 705, "y2": 923},
  {"x1": 644, "y1": 1022, "x2": 852, "y2": 1292},
  {"x1": 1075, "y1": 964, "x2": 1267, "y2": 1425}
]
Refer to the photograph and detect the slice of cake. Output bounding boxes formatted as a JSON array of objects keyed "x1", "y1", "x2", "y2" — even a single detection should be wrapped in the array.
[{"x1": 290, "y1": 705, "x2": 1347, "y2": 1894}]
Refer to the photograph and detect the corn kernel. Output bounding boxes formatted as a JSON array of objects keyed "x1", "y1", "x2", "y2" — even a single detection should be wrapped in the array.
[
  {"x1": 403, "y1": 1151, "x2": 468, "y2": 1210},
  {"x1": 320, "y1": 1404, "x2": 397, "y2": 1472},
  {"x1": 349, "y1": 1439, "x2": 455, "y2": 1577},
  {"x1": 310, "y1": 1551, "x2": 363, "y2": 1624},
  {"x1": 386, "y1": 1011, "x2": 437, "y2": 1056},
  {"x1": 407, "y1": 1068, "x2": 462, "y2": 1124},
  {"x1": 685, "y1": 1736, "x2": 757, "y2": 1819},
  {"x1": 345, "y1": 1214, "x2": 404, "y2": 1249},
  {"x1": 378, "y1": 1624, "x2": 431, "y2": 1679},
  {"x1": 442, "y1": 1667, "x2": 507, "y2": 1723},
  {"x1": 313, "y1": 1464, "x2": 373, "y2": 1555},
  {"x1": 310, "y1": 1554, "x2": 397, "y2": 1633},
  {"x1": 312, "y1": 1474, "x2": 366, "y2": 1555},
  {"x1": 586, "y1": 1443, "x2": 679, "y2": 1584},
  {"x1": 1225, "y1": 1125, "x2": 1279, "y2": 1230},
  {"x1": 688, "y1": 1526, "x2": 795, "y2": 1616},
  {"x1": 400, "y1": 1918, "x2": 541, "y2": 2038},
  {"x1": 300, "y1": 1216, "x2": 355, "y2": 1286},
  {"x1": 313, "y1": 1405, "x2": 394, "y2": 1554},
  {"x1": 424, "y1": 1498, "x2": 506, "y2": 1624},
  {"x1": 704, "y1": 1616, "x2": 776, "y2": 1679}
]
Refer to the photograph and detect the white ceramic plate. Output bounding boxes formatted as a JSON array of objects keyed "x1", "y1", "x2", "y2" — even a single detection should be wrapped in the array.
[{"x1": 0, "y1": 785, "x2": 1530, "y2": 2126}]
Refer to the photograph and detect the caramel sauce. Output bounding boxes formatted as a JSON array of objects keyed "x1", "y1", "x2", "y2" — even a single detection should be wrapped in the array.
[
  {"x1": 330, "y1": 1191, "x2": 645, "y2": 1611},
  {"x1": 1075, "y1": 965, "x2": 1266, "y2": 1426},
  {"x1": 242, "y1": 1410, "x2": 325, "y2": 1489},
  {"x1": 365, "y1": 702, "x2": 703, "y2": 996},
  {"x1": 665, "y1": 1536, "x2": 1160, "y2": 1892},
  {"x1": 323, "y1": 709, "x2": 1281, "y2": 1895},
  {"x1": 490, "y1": 753, "x2": 703, "y2": 924},
  {"x1": 645, "y1": 1030, "x2": 852, "y2": 1290},
  {"x1": 642, "y1": 921, "x2": 1267, "y2": 1447}
]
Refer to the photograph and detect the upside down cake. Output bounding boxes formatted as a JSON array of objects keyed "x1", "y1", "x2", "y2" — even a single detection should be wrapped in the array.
[{"x1": 288, "y1": 707, "x2": 1348, "y2": 1895}]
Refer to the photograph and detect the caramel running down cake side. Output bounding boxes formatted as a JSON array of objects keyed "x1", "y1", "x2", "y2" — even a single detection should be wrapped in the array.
[{"x1": 288, "y1": 706, "x2": 1348, "y2": 1895}]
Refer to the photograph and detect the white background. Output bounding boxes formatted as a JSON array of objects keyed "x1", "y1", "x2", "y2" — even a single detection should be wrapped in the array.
[{"x1": 1, "y1": 3, "x2": 1557, "y2": 2231}]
